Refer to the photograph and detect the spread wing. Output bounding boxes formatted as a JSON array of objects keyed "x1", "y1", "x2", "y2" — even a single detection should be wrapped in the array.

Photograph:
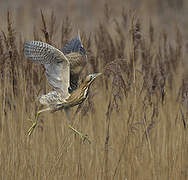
[
  {"x1": 62, "y1": 33, "x2": 86, "y2": 56},
  {"x1": 62, "y1": 34, "x2": 87, "y2": 93},
  {"x1": 66, "y1": 52, "x2": 86, "y2": 92},
  {"x1": 24, "y1": 41, "x2": 70, "y2": 98}
]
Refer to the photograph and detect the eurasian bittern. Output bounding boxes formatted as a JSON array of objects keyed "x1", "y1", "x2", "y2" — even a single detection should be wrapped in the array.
[{"x1": 24, "y1": 35, "x2": 101, "y2": 143}]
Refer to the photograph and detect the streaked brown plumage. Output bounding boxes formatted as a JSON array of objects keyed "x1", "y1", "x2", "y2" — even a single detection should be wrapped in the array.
[
  {"x1": 54, "y1": 73, "x2": 100, "y2": 111},
  {"x1": 24, "y1": 35, "x2": 101, "y2": 143},
  {"x1": 67, "y1": 52, "x2": 86, "y2": 75}
]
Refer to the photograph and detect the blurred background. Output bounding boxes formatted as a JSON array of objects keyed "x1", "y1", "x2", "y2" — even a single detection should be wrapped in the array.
[{"x1": 1, "y1": 0, "x2": 188, "y2": 37}]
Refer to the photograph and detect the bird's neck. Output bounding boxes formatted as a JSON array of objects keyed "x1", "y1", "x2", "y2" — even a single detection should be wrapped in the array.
[
  {"x1": 78, "y1": 82, "x2": 90, "y2": 97},
  {"x1": 65, "y1": 82, "x2": 90, "y2": 104},
  {"x1": 79, "y1": 81, "x2": 90, "y2": 89}
]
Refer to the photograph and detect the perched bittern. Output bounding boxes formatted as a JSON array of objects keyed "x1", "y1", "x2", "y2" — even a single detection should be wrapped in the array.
[{"x1": 24, "y1": 35, "x2": 101, "y2": 143}]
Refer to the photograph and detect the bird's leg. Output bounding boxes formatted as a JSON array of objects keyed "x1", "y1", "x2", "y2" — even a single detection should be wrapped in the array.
[
  {"x1": 64, "y1": 108, "x2": 91, "y2": 144},
  {"x1": 67, "y1": 124, "x2": 91, "y2": 144},
  {"x1": 27, "y1": 107, "x2": 51, "y2": 136}
]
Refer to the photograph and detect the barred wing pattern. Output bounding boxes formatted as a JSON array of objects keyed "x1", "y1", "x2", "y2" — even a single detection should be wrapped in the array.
[
  {"x1": 25, "y1": 41, "x2": 67, "y2": 64},
  {"x1": 24, "y1": 41, "x2": 70, "y2": 98}
]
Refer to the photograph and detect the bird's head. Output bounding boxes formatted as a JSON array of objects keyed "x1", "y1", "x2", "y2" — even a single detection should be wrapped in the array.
[{"x1": 81, "y1": 73, "x2": 102, "y2": 87}]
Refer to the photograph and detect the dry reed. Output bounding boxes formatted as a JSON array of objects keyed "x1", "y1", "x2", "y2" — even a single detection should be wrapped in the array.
[{"x1": 0, "y1": 4, "x2": 188, "y2": 179}]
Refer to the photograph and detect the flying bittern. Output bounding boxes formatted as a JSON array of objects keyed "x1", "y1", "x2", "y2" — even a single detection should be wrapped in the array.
[{"x1": 24, "y1": 35, "x2": 101, "y2": 143}]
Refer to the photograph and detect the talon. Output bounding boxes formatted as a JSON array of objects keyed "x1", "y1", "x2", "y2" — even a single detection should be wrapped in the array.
[
  {"x1": 81, "y1": 134, "x2": 91, "y2": 144},
  {"x1": 68, "y1": 125, "x2": 91, "y2": 144}
]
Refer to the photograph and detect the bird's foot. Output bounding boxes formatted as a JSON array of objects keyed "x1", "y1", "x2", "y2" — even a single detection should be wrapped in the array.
[
  {"x1": 27, "y1": 119, "x2": 37, "y2": 136},
  {"x1": 68, "y1": 125, "x2": 91, "y2": 144},
  {"x1": 80, "y1": 134, "x2": 91, "y2": 144}
]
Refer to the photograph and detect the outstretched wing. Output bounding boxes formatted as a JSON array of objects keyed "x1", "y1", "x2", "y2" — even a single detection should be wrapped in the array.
[
  {"x1": 66, "y1": 52, "x2": 86, "y2": 92},
  {"x1": 62, "y1": 34, "x2": 87, "y2": 93},
  {"x1": 24, "y1": 41, "x2": 70, "y2": 98},
  {"x1": 62, "y1": 33, "x2": 86, "y2": 56}
]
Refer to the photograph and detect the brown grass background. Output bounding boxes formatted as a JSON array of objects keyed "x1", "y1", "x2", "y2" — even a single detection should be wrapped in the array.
[{"x1": 0, "y1": 0, "x2": 188, "y2": 179}]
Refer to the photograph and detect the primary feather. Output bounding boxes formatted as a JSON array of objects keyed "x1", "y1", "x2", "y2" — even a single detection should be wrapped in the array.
[
  {"x1": 62, "y1": 34, "x2": 86, "y2": 56},
  {"x1": 24, "y1": 41, "x2": 70, "y2": 99}
]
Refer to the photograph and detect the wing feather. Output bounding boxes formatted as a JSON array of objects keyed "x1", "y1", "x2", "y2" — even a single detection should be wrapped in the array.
[
  {"x1": 62, "y1": 35, "x2": 87, "y2": 77},
  {"x1": 61, "y1": 34, "x2": 87, "y2": 92},
  {"x1": 62, "y1": 33, "x2": 86, "y2": 55},
  {"x1": 24, "y1": 41, "x2": 70, "y2": 98}
]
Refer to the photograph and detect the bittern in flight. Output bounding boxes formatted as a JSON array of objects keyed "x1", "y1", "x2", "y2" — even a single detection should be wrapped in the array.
[{"x1": 24, "y1": 35, "x2": 101, "y2": 143}]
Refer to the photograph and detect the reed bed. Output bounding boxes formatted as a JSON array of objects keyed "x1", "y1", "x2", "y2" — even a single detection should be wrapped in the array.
[{"x1": 0, "y1": 4, "x2": 188, "y2": 179}]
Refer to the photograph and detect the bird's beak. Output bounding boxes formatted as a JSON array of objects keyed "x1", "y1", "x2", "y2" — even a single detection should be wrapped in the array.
[{"x1": 93, "y1": 73, "x2": 102, "y2": 79}]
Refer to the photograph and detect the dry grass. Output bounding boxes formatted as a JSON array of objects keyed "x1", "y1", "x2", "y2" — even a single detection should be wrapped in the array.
[{"x1": 0, "y1": 3, "x2": 188, "y2": 180}]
